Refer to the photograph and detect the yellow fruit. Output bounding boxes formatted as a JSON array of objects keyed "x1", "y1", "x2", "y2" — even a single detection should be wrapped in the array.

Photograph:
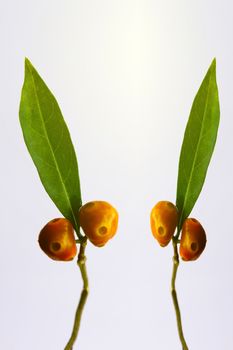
[
  {"x1": 78, "y1": 201, "x2": 118, "y2": 247},
  {"x1": 38, "y1": 218, "x2": 77, "y2": 261},
  {"x1": 150, "y1": 201, "x2": 178, "y2": 246},
  {"x1": 179, "y1": 218, "x2": 206, "y2": 261}
]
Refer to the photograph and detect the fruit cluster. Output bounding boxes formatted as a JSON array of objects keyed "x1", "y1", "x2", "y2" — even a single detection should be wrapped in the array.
[
  {"x1": 38, "y1": 201, "x2": 118, "y2": 261},
  {"x1": 38, "y1": 199, "x2": 206, "y2": 262},
  {"x1": 150, "y1": 201, "x2": 206, "y2": 261}
]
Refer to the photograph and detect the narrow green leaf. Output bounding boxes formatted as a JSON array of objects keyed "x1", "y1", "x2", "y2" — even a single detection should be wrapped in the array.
[
  {"x1": 19, "y1": 58, "x2": 82, "y2": 232},
  {"x1": 176, "y1": 59, "x2": 220, "y2": 229}
]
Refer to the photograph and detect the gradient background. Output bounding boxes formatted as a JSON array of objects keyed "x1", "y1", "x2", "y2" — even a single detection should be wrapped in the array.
[{"x1": 1, "y1": 1, "x2": 233, "y2": 349}]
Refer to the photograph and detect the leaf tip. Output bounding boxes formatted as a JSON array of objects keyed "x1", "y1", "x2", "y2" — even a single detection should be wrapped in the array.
[
  {"x1": 210, "y1": 57, "x2": 217, "y2": 73},
  {"x1": 24, "y1": 57, "x2": 33, "y2": 71}
]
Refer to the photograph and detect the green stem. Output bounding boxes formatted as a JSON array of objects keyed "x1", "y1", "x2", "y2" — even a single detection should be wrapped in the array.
[
  {"x1": 171, "y1": 237, "x2": 189, "y2": 350},
  {"x1": 64, "y1": 238, "x2": 89, "y2": 350}
]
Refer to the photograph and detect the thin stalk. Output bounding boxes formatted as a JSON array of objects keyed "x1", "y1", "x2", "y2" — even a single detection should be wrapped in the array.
[
  {"x1": 64, "y1": 238, "x2": 89, "y2": 350},
  {"x1": 171, "y1": 237, "x2": 188, "y2": 350}
]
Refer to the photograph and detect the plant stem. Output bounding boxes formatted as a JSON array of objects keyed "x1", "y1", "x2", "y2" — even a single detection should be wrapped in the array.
[
  {"x1": 171, "y1": 237, "x2": 189, "y2": 350},
  {"x1": 64, "y1": 238, "x2": 89, "y2": 350}
]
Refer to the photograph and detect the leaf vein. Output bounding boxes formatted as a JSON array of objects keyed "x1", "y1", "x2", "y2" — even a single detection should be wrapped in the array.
[{"x1": 29, "y1": 66, "x2": 78, "y2": 229}]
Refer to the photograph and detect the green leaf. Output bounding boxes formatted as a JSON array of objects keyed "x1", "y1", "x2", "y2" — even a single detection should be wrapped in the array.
[
  {"x1": 176, "y1": 58, "x2": 220, "y2": 229},
  {"x1": 19, "y1": 58, "x2": 82, "y2": 233}
]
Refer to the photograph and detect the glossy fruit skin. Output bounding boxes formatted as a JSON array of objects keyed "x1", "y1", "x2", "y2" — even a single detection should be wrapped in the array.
[
  {"x1": 38, "y1": 218, "x2": 77, "y2": 261},
  {"x1": 78, "y1": 201, "x2": 118, "y2": 247},
  {"x1": 179, "y1": 218, "x2": 206, "y2": 261},
  {"x1": 150, "y1": 201, "x2": 178, "y2": 247}
]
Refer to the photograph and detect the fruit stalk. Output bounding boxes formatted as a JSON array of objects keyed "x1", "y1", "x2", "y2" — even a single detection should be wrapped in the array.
[
  {"x1": 64, "y1": 238, "x2": 89, "y2": 350},
  {"x1": 171, "y1": 236, "x2": 188, "y2": 350}
]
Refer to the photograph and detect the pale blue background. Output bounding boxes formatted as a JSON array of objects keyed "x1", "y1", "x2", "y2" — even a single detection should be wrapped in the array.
[{"x1": 1, "y1": 1, "x2": 232, "y2": 349}]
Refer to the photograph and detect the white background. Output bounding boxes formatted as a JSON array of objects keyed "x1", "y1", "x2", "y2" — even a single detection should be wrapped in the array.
[{"x1": 1, "y1": 1, "x2": 233, "y2": 349}]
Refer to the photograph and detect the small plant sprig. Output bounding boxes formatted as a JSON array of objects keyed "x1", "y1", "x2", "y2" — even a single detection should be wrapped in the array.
[
  {"x1": 19, "y1": 59, "x2": 118, "y2": 349},
  {"x1": 150, "y1": 59, "x2": 220, "y2": 349}
]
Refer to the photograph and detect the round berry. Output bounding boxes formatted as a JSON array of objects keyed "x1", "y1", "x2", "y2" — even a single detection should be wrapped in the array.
[
  {"x1": 179, "y1": 218, "x2": 206, "y2": 261},
  {"x1": 150, "y1": 201, "x2": 178, "y2": 247},
  {"x1": 38, "y1": 218, "x2": 77, "y2": 261},
  {"x1": 78, "y1": 201, "x2": 118, "y2": 247}
]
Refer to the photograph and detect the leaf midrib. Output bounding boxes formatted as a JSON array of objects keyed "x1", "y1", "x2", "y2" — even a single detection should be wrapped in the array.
[
  {"x1": 28, "y1": 64, "x2": 79, "y2": 230},
  {"x1": 178, "y1": 71, "x2": 212, "y2": 227}
]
